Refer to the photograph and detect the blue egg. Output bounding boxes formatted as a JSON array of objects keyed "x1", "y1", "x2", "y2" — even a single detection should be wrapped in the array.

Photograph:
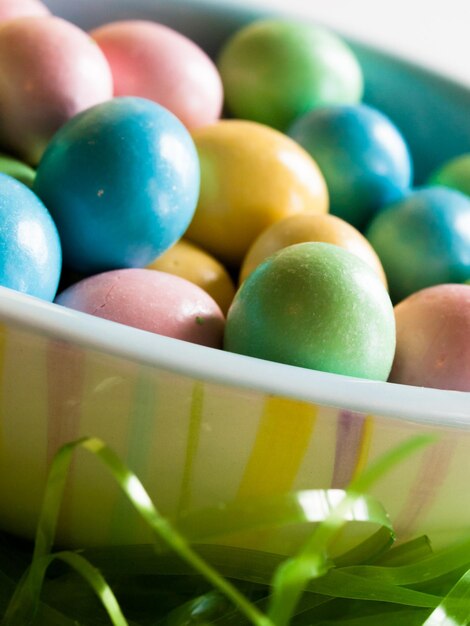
[
  {"x1": 288, "y1": 103, "x2": 413, "y2": 229},
  {"x1": 366, "y1": 186, "x2": 470, "y2": 303},
  {"x1": 0, "y1": 173, "x2": 61, "y2": 301},
  {"x1": 34, "y1": 97, "x2": 200, "y2": 273}
]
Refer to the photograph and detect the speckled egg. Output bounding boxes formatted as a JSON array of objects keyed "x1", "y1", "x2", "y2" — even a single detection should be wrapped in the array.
[
  {"x1": 0, "y1": 0, "x2": 49, "y2": 23},
  {"x1": 147, "y1": 240, "x2": 236, "y2": 315},
  {"x1": 240, "y1": 212, "x2": 387, "y2": 286},
  {"x1": 0, "y1": 16, "x2": 113, "y2": 164},
  {"x1": 0, "y1": 173, "x2": 61, "y2": 300},
  {"x1": 389, "y1": 284, "x2": 470, "y2": 391},
  {"x1": 225, "y1": 242, "x2": 395, "y2": 381},
  {"x1": 91, "y1": 20, "x2": 223, "y2": 130},
  {"x1": 34, "y1": 97, "x2": 200, "y2": 274},
  {"x1": 186, "y1": 120, "x2": 328, "y2": 266},
  {"x1": 56, "y1": 269, "x2": 225, "y2": 348}
]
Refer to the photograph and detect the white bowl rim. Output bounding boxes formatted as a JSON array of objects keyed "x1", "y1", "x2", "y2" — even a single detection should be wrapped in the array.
[{"x1": 0, "y1": 286, "x2": 468, "y2": 429}]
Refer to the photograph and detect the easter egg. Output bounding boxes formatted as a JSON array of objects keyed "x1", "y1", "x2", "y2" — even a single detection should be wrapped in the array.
[
  {"x1": 56, "y1": 269, "x2": 225, "y2": 348},
  {"x1": 366, "y1": 186, "x2": 470, "y2": 303},
  {"x1": 240, "y1": 212, "x2": 387, "y2": 286},
  {"x1": 0, "y1": 0, "x2": 49, "y2": 23},
  {"x1": 218, "y1": 19, "x2": 363, "y2": 131},
  {"x1": 147, "y1": 240, "x2": 236, "y2": 315},
  {"x1": 389, "y1": 284, "x2": 470, "y2": 391},
  {"x1": 428, "y1": 153, "x2": 470, "y2": 198},
  {"x1": 186, "y1": 120, "x2": 328, "y2": 266},
  {"x1": 0, "y1": 16, "x2": 113, "y2": 164},
  {"x1": 91, "y1": 20, "x2": 223, "y2": 130},
  {"x1": 34, "y1": 97, "x2": 200, "y2": 274},
  {"x1": 225, "y1": 242, "x2": 395, "y2": 381},
  {"x1": 288, "y1": 104, "x2": 413, "y2": 229},
  {"x1": 0, "y1": 173, "x2": 61, "y2": 300},
  {"x1": 0, "y1": 153, "x2": 35, "y2": 188}
]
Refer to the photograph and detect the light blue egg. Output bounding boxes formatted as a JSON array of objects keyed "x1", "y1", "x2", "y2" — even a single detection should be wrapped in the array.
[
  {"x1": 0, "y1": 173, "x2": 61, "y2": 301},
  {"x1": 34, "y1": 97, "x2": 200, "y2": 274},
  {"x1": 288, "y1": 103, "x2": 413, "y2": 230}
]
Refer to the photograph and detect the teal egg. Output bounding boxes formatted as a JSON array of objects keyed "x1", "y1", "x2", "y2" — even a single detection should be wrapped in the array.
[
  {"x1": 288, "y1": 104, "x2": 413, "y2": 229},
  {"x1": 224, "y1": 242, "x2": 395, "y2": 381},
  {"x1": 366, "y1": 186, "x2": 470, "y2": 303},
  {"x1": 34, "y1": 97, "x2": 200, "y2": 274}
]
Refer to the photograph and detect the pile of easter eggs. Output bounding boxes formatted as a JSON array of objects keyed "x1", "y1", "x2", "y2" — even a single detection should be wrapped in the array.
[{"x1": 0, "y1": 0, "x2": 469, "y2": 391}]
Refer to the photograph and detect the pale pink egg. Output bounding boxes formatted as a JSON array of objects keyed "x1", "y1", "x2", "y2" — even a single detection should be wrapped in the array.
[
  {"x1": 0, "y1": 0, "x2": 49, "y2": 23},
  {"x1": 0, "y1": 16, "x2": 113, "y2": 164},
  {"x1": 91, "y1": 20, "x2": 223, "y2": 130},
  {"x1": 389, "y1": 284, "x2": 470, "y2": 391},
  {"x1": 56, "y1": 269, "x2": 225, "y2": 349}
]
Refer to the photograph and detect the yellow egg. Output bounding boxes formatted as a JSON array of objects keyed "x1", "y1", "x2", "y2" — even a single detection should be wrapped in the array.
[
  {"x1": 186, "y1": 119, "x2": 328, "y2": 266},
  {"x1": 240, "y1": 212, "x2": 387, "y2": 287},
  {"x1": 147, "y1": 239, "x2": 236, "y2": 315}
]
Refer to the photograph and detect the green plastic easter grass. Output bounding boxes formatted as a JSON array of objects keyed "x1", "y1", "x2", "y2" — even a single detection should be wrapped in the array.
[
  {"x1": 1, "y1": 433, "x2": 470, "y2": 625},
  {"x1": 266, "y1": 435, "x2": 434, "y2": 626}
]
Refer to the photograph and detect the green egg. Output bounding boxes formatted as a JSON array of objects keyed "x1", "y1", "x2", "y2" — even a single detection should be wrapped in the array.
[
  {"x1": 217, "y1": 19, "x2": 363, "y2": 131},
  {"x1": 224, "y1": 242, "x2": 395, "y2": 381},
  {"x1": 0, "y1": 152, "x2": 35, "y2": 187}
]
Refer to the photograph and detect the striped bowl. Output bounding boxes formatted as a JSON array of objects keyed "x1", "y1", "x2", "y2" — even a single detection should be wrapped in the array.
[{"x1": 0, "y1": 0, "x2": 469, "y2": 552}]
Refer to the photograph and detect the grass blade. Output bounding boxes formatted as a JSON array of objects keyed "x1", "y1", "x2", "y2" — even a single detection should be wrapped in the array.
[
  {"x1": 2, "y1": 551, "x2": 127, "y2": 626},
  {"x1": 377, "y1": 535, "x2": 433, "y2": 566},
  {"x1": 422, "y1": 567, "x2": 470, "y2": 626},
  {"x1": 342, "y1": 536, "x2": 470, "y2": 586}
]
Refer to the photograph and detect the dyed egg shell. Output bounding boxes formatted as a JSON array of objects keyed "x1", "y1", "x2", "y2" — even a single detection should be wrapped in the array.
[
  {"x1": 0, "y1": 153, "x2": 35, "y2": 188},
  {"x1": 0, "y1": 0, "x2": 49, "y2": 23},
  {"x1": 91, "y1": 20, "x2": 223, "y2": 130},
  {"x1": 0, "y1": 173, "x2": 61, "y2": 300},
  {"x1": 389, "y1": 284, "x2": 470, "y2": 391},
  {"x1": 186, "y1": 120, "x2": 328, "y2": 266},
  {"x1": 428, "y1": 154, "x2": 470, "y2": 198},
  {"x1": 288, "y1": 104, "x2": 413, "y2": 229},
  {"x1": 225, "y1": 242, "x2": 395, "y2": 381},
  {"x1": 56, "y1": 269, "x2": 225, "y2": 348},
  {"x1": 240, "y1": 212, "x2": 387, "y2": 286},
  {"x1": 34, "y1": 97, "x2": 200, "y2": 274},
  {"x1": 0, "y1": 16, "x2": 113, "y2": 164},
  {"x1": 218, "y1": 19, "x2": 363, "y2": 131},
  {"x1": 147, "y1": 240, "x2": 236, "y2": 315},
  {"x1": 366, "y1": 186, "x2": 470, "y2": 303}
]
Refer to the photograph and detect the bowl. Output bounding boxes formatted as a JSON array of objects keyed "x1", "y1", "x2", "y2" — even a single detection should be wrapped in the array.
[{"x1": 0, "y1": 0, "x2": 469, "y2": 553}]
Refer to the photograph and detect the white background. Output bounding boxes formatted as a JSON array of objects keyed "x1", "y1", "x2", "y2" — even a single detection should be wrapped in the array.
[{"x1": 234, "y1": 0, "x2": 470, "y2": 86}]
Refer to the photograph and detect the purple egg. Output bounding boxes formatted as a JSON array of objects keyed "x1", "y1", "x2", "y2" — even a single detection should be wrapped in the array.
[{"x1": 56, "y1": 269, "x2": 225, "y2": 348}]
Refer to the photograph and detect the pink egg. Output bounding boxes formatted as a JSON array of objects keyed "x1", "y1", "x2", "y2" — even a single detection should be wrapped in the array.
[
  {"x1": 91, "y1": 20, "x2": 223, "y2": 130},
  {"x1": 389, "y1": 284, "x2": 470, "y2": 391},
  {"x1": 0, "y1": 0, "x2": 49, "y2": 23},
  {"x1": 0, "y1": 16, "x2": 113, "y2": 164},
  {"x1": 55, "y1": 269, "x2": 225, "y2": 349}
]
